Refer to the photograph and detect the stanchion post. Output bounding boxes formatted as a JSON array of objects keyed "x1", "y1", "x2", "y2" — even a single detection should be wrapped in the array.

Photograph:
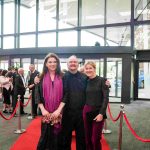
[
  {"x1": 118, "y1": 104, "x2": 124, "y2": 150},
  {"x1": 27, "y1": 90, "x2": 34, "y2": 119},
  {"x1": 14, "y1": 95, "x2": 26, "y2": 134}
]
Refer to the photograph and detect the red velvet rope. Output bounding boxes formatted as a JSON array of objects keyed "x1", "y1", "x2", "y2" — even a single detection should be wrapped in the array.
[
  {"x1": 123, "y1": 113, "x2": 150, "y2": 142},
  {"x1": 20, "y1": 94, "x2": 31, "y2": 107},
  {"x1": 107, "y1": 103, "x2": 121, "y2": 122},
  {"x1": 0, "y1": 102, "x2": 18, "y2": 120}
]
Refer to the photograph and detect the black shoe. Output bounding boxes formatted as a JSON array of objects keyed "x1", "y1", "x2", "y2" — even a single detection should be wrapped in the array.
[
  {"x1": 21, "y1": 112, "x2": 28, "y2": 115},
  {"x1": 3, "y1": 110, "x2": 8, "y2": 113}
]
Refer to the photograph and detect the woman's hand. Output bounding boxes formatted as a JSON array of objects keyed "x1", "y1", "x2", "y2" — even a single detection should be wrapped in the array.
[
  {"x1": 94, "y1": 114, "x2": 103, "y2": 122},
  {"x1": 41, "y1": 109, "x2": 51, "y2": 123},
  {"x1": 51, "y1": 109, "x2": 61, "y2": 120}
]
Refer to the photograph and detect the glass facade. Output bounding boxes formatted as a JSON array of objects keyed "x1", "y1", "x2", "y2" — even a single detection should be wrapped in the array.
[
  {"x1": 38, "y1": 32, "x2": 56, "y2": 47},
  {"x1": 3, "y1": 1, "x2": 15, "y2": 34},
  {"x1": 81, "y1": 28, "x2": 104, "y2": 46},
  {"x1": 59, "y1": 0, "x2": 78, "y2": 29},
  {"x1": 20, "y1": 0, "x2": 36, "y2": 33},
  {"x1": 135, "y1": 25, "x2": 150, "y2": 49},
  {"x1": 107, "y1": 0, "x2": 131, "y2": 24},
  {"x1": 0, "y1": 0, "x2": 149, "y2": 49},
  {"x1": 82, "y1": 0, "x2": 104, "y2": 26},
  {"x1": 38, "y1": 0, "x2": 56, "y2": 31},
  {"x1": 0, "y1": 0, "x2": 150, "y2": 102},
  {"x1": 58, "y1": 31, "x2": 77, "y2": 46},
  {"x1": 106, "y1": 26, "x2": 131, "y2": 46},
  {"x1": 3, "y1": 36, "x2": 14, "y2": 49},
  {"x1": 138, "y1": 62, "x2": 150, "y2": 99},
  {"x1": 134, "y1": 0, "x2": 150, "y2": 21},
  {"x1": 20, "y1": 34, "x2": 36, "y2": 48}
]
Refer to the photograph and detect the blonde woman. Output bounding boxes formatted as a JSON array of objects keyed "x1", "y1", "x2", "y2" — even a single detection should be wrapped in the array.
[{"x1": 83, "y1": 61, "x2": 109, "y2": 150}]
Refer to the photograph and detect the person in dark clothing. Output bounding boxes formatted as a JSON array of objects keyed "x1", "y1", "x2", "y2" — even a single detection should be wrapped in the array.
[
  {"x1": 83, "y1": 61, "x2": 109, "y2": 150},
  {"x1": 14, "y1": 68, "x2": 26, "y2": 114},
  {"x1": 0, "y1": 70, "x2": 13, "y2": 113},
  {"x1": 28, "y1": 64, "x2": 39, "y2": 117},
  {"x1": 52, "y1": 55, "x2": 87, "y2": 150},
  {"x1": 36, "y1": 53, "x2": 63, "y2": 150},
  {"x1": 6, "y1": 67, "x2": 18, "y2": 113},
  {"x1": 36, "y1": 55, "x2": 110, "y2": 150}
]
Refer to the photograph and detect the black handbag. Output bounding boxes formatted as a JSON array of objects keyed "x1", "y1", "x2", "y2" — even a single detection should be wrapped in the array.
[{"x1": 86, "y1": 110, "x2": 99, "y2": 122}]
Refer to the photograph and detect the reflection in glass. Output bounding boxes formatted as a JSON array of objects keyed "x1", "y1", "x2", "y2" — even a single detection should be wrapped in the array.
[
  {"x1": 107, "y1": 58, "x2": 122, "y2": 98},
  {"x1": 59, "y1": 0, "x2": 77, "y2": 29},
  {"x1": 60, "y1": 62, "x2": 68, "y2": 71},
  {"x1": 81, "y1": 28, "x2": 104, "y2": 46},
  {"x1": 20, "y1": 34, "x2": 35, "y2": 48},
  {"x1": 107, "y1": 0, "x2": 131, "y2": 23},
  {"x1": 39, "y1": 0, "x2": 56, "y2": 31},
  {"x1": 38, "y1": 32, "x2": 56, "y2": 47},
  {"x1": 34, "y1": 59, "x2": 44, "y2": 73},
  {"x1": 135, "y1": 25, "x2": 150, "y2": 49},
  {"x1": 82, "y1": 0, "x2": 104, "y2": 26},
  {"x1": 60, "y1": 58, "x2": 68, "y2": 71},
  {"x1": 106, "y1": 26, "x2": 131, "y2": 46},
  {"x1": 20, "y1": 0, "x2": 36, "y2": 33},
  {"x1": 134, "y1": 0, "x2": 150, "y2": 21},
  {"x1": 11, "y1": 58, "x2": 20, "y2": 68},
  {"x1": 3, "y1": 36, "x2": 14, "y2": 49},
  {"x1": 138, "y1": 62, "x2": 150, "y2": 99},
  {"x1": 0, "y1": 60, "x2": 9, "y2": 69},
  {"x1": 22, "y1": 58, "x2": 31, "y2": 78},
  {"x1": 58, "y1": 31, "x2": 77, "y2": 46},
  {"x1": 3, "y1": 1, "x2": 15, "y2": 34}
]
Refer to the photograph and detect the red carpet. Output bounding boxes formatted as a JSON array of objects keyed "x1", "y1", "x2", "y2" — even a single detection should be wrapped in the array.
[{"x1": 10, "y1": 117, "x2": 110, "y2": 150}]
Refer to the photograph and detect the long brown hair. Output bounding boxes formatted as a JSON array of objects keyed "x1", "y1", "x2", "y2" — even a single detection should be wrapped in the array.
[{"x1": 40, "y1": 53, "x2": 62, "y2": 80}]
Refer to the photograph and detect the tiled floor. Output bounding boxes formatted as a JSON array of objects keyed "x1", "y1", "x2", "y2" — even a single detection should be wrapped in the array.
[{"x1": 0, "y1": 98, "x2": 150, "y2": 150}]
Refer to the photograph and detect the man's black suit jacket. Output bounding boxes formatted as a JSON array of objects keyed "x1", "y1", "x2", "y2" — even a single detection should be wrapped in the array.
[{"x1": 14, "y1": 74, "x2": 26, "y2": 96}]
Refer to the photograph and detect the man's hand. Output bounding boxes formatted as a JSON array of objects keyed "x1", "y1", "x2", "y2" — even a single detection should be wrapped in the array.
[
  {"x1": 34, "y1": 76, "x2": 40, "y2": 84},
  {"x1": 28, "y1": 84, "x2": 34, "y2": 89}
]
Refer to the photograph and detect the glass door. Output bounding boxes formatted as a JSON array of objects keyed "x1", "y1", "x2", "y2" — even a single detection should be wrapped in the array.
[
  {"x1": 106, "y1": 58, "x2": 122, "y2": 102},
  {"x1": 0, "y1": 60, "x2": 9, "y2": 69},
  {"x1": 138, "y1": 62, "x2": 150, "y2": 99},
  {"x1": 11, "y1": 58, "x2": 20, "y2": 68},
  {"x1": 34, "y1": 59, "x2": 44, "y2": 73},
  {"x1": 22, "y1": 58, "x2": 31, "y2": 78}
]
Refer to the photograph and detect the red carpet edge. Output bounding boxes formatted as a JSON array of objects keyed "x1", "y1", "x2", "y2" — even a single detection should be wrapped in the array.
[{"x1": 10, "y1": 117, "x2": 110, "y2": 150}]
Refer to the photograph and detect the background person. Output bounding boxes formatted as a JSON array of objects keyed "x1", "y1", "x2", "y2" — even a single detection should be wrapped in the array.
[
  {"x1": 28, "y1": 64, "x2": 39, "y2": 117},
  {"x1": 13, "y1": 68, "x2": 26, "y2": 115},
  {"x1": 0, "y1": 69, "x2": 13, "y2": 113}
]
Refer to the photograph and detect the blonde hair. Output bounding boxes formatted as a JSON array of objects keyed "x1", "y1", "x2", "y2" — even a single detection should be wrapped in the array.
[{"x1": 84, "y1": 61, "x2": 96, "y2": 69}]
